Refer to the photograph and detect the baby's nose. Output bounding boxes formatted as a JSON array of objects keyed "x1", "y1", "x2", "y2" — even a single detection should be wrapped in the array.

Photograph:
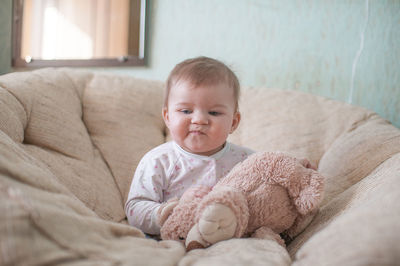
[{"x1": 191, "y1": 111, "x2": 208, "y2": 124}]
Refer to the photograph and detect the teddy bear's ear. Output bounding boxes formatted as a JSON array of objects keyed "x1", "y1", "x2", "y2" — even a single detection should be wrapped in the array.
[{"x1": 157, "y1": 198, "x2": 179, "y2": 226}]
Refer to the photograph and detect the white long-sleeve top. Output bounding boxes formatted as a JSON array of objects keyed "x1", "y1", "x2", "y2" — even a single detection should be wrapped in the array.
[{"x1": 125, "y1": 141, "x2": 254, "y2": 235}]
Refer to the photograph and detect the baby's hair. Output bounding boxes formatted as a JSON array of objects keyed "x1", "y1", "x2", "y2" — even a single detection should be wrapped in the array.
[{"x1": 164, "y1": 56, "x2": 240, "y2": 111}]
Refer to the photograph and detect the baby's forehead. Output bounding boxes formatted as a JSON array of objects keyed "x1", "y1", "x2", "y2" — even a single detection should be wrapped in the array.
[
  {"x1": 173, "y1": 79, "x2": 236, "y2": 99},
  {"x1": 172, "y1": 84, "x2": 235, "y2": 106},
  {"x1": 174, "y1": 77, "x2": 231, "y2": 90}
]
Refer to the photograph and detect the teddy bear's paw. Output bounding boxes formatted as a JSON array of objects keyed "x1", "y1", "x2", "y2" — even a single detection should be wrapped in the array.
[{"x1": 198, "y1": 203, "x2": 237, "y2": 244}]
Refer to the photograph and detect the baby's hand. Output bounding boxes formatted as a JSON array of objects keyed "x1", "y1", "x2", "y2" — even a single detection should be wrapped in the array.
[{"x1": 157, "y1": 197, "x2": 179, "y2": 226}]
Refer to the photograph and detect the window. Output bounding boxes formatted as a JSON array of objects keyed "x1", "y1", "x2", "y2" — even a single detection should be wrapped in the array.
[{"x1": 12, "y1": 0, "x2": 146, "y2": 67}]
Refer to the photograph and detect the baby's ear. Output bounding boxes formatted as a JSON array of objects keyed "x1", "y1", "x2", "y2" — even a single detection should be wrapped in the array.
[
  {"x1": 157, "y1": 198, "x2": 179, "y2": 226},
  {"x1": 230, "y1": 111, "x2": 241, "y2": 134},
  {"x1": 162, "y1": 107, "x2": 170, "y2": 126}
]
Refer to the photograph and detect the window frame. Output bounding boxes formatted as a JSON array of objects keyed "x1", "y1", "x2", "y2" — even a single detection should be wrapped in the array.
[{"x1": 12, "y1": 0, "x2": 147, "y2": 68}]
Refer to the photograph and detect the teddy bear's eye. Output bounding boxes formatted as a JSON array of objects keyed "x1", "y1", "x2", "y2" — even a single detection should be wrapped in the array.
[{"x1": 178, "y1": 236, "x2": 185, "y2": 240}]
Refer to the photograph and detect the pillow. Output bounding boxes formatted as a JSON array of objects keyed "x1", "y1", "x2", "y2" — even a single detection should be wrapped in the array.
[
  {"x1": 0, "y1": 69, "x2": 125, "y2": 221},
  {"x1": 82, "y1": 72, "x2": 166, "y2": 203}
]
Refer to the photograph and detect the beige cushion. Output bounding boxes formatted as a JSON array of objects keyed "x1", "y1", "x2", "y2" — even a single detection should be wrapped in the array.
[
  {"x1": 179, "y1": 238, "x2": 291, "y2": 266},
  {"x1": 318, "y1": 116, "x2": 400, "y2": 204},
  {"x1": 290, "y1": 153, "x2": 400, "y2": 265},
  {"x1": 230, "y1": 88, "x2": 375, "y2": 165},
  {"x1": 0, "y1": 140, "x2": 184, "y2": 264},
  {"x1": 82, "y1": 73, "x2": 166, "y2": 202},
  {"x1": 0, "y1": 69, "x2": 125, "y2": 222}
]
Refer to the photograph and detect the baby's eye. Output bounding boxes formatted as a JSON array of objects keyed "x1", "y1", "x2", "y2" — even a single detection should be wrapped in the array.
[
  {"x1": 209, "y1": 111, "x2": 220, "y2": 116},
  {"x1": 178, "y1": 236, "x2": 185, "y2": 240},
  {"x1": 180, "y1": 109, "x2": 192, "y2": 114}
]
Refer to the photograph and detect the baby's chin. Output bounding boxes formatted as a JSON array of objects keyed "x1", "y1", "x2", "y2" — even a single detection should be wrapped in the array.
[{"x1": 186, "y1": 145, "x2": 224, "y2": 156}]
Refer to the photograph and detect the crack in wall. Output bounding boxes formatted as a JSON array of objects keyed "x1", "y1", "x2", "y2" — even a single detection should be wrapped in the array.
[{"x1": 349, "y1": 0, "x2": 370, "y2": 104}]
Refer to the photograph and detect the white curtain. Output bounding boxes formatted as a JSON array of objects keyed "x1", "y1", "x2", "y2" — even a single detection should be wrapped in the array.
[{"x1": 22, "y1": 0, "x2": 130, "y2": 59}]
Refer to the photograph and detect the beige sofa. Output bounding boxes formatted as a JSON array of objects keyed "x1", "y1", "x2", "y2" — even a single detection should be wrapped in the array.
[{"x1": 1, "y1": 68, "x2": 399, "y2": 266}]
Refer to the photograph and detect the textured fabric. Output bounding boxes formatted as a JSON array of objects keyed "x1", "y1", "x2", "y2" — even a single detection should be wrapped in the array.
[
  {"x1": 82, "y1": 73, "x2": 166, "y2": 203},
  {"x1": 229, "y1": 88, "x2": 375, "y2": 165},
  {"x1": 0, "y1": 128, "x2": 185, "y2": 266},
  {"x1": 179, "y1": 238, "x2": 291, "y2": 266},
  {"x1": 318, "y1": 115, "x2": 400, "y2": 204},
  {"x1": 125, "y1": 141, "x2": 254, "y2": 234},
  {"x1": 0, "y1": 69, "x2": 124, "y2": 222},
  {"x1": 0, "y1": 68, "x2": 399, "y2": 265},
  {"x1": 290, "y1": 153, "x2": 400, "y2": 265}
]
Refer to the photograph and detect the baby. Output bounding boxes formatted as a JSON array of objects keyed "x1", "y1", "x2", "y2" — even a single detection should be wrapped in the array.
[{"x1": 125, "y1": 56, "x2": 254, "y2": 235}]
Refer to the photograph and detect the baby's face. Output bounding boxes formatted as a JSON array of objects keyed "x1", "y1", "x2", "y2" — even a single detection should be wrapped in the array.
[{"x1": 163, "y1": 81, "x2": 240, "y2": 156}]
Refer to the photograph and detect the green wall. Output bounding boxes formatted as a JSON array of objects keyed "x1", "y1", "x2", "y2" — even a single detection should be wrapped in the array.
[
  {"x1": 0, "y1": 0, "x2": 12, "y2": 75},
  {"x1": 1, "y1": 0, "x2": 399, "y2": 128}
]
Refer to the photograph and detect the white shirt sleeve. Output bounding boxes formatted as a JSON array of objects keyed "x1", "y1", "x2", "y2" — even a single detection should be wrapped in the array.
[{"x1": 125, "y1": 155, "x2": 167, "y2": 235}]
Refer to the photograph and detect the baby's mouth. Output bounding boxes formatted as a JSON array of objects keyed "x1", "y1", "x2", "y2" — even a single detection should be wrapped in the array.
[{"x1": 189, "y1": 130, "x2": 205, "y2": 135}]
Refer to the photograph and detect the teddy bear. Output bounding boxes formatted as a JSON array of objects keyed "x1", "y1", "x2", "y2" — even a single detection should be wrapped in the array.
[{"x1": 158, "y1": 151, "x2": 325, "y2": 251}]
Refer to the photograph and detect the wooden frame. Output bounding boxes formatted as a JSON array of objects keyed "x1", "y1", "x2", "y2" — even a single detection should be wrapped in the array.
[{"x1": 12, "y1": 0, "x2": 147, "y2": 68}]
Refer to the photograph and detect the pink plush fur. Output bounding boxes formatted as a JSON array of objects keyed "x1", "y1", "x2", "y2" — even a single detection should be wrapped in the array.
[
  {"x1": 160, "y1": 152, "x2": 325, "y2": 247},
  {"x1": 160, "y1": 186, "x2": 211, "y2": 242},
  {"x1": 196, "y1": 152, "x2": 324, "y2": 236}
]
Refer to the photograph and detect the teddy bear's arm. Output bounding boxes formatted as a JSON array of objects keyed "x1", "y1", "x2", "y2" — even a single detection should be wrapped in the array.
[
  {"x1": 157, "y1": 197, "x2": 179, "y2": 226},
  {"x1": 185, "y1": 203, "x2": 238, "y2": 249}
]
